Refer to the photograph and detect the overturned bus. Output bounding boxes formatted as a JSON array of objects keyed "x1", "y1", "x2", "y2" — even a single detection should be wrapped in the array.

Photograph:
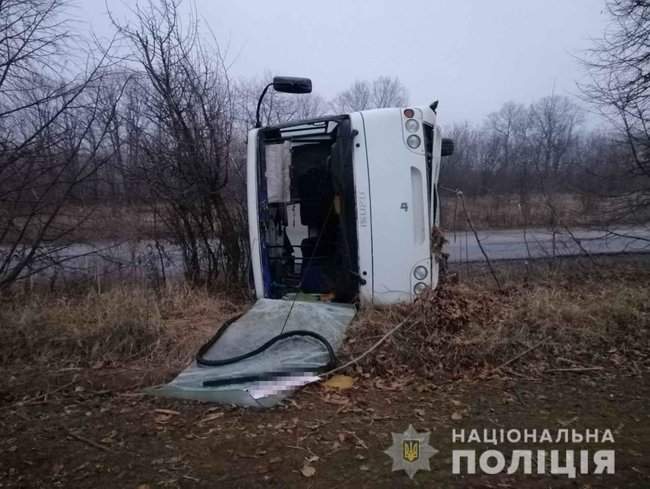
[
  {"x1": 152, "y1": 79, "x2": 455, "y2": 405},
  {"x1": 248, "y1": 82, "x2": 453, "y2": 305}
]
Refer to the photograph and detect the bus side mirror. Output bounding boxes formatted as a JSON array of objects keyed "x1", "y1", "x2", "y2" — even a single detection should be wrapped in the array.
[
  {"x1": 272, "y1": 76, "x2": 312, "y2": 94},
  {"x1": 441, "y1": 138, "x2": 454, "y2": 157}
]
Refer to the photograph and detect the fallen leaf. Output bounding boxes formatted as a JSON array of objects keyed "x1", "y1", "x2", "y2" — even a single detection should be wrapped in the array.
[
  {"x1": 323, "y1": 375, "x2": 355, "y2": 390},
  {"x1": 301, "y1": 465, "x2": 316, "y2": 477}
]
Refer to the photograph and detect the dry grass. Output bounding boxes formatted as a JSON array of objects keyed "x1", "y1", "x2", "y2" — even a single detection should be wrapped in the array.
[
  {"x1": 1, "y1": 256, "x2": 648, "y2": 379},
  {"x1": 0, "y1": 283, "x2": 243, "y2": 368},
  {"x1": 440, "y1": 192, "x2": 649, "y2": 230},
  {"x1": 346, "y1": 258, "x2": 650, "y2": 378}
]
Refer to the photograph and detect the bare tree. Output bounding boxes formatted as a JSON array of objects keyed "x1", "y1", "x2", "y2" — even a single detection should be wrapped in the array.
[
  {"x1": 331, "y1": 76, "x2": 408, "y2": 113},
  {"x1": 0, "y1": 0, "x2": 118, "y2": 290},
  {"x1": 582, "y1": 0, "x2": 650, "y2": 223},
  {"x1": 111, "y1": 0, "x2": 247, "y2": 288},
  {"x1": 529, "y1": 95, "x2": 582, "y2": 178},
  {"x1": 330, "y1": 80, "x2": 372, "y2": 113},
  {"x1": 439, "y1": 122, "x2": 483, "y2": 194},
  {"x1": 371, "y1": 76, "x2": 408, "y2": 109},
  {"x1": 483, "y1": 102, "x2": 536, "y2": 221},
  {"x1": 486, "y1": 102, "x2": 529, "y2": 178}
]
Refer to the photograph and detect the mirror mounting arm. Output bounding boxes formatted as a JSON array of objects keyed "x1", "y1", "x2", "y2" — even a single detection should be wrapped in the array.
[{"x1": 255, "y1": 82, "x2": 274, "y2": 129}]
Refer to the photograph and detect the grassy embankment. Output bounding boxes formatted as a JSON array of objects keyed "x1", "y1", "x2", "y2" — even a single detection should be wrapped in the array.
[{"x1": 1, "y1": 256, "x2": 647, "y2": 378}]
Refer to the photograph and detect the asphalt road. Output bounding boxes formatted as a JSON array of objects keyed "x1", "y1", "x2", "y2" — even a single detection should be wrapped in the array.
[
  {"x1": 446, "y1": 226, "x2": 650, "y2": 263},
  {"x1": 4, "y1": 226, "x2": 649, "y2": 283}
]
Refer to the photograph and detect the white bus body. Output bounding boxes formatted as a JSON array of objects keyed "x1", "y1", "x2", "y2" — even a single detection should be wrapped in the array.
[{"x1": 247, "y1": 105, "x2": 447, "y2": 305}]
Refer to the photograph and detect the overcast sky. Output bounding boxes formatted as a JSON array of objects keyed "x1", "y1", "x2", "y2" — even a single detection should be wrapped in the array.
[{"x1": 75, "y1": 0, "x2": 609, "y2": 125}]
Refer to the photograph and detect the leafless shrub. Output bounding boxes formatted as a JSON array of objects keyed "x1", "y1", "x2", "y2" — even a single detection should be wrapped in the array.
[
  {"x1": 0, "y1": 282, "x2": 242, "y2": 367},
  {"x1": 110, "y1": 0, "x2": 248, "y2": 289},
  {"x1": 345, "y1": 259, "x2": 650, "y2": 378}
]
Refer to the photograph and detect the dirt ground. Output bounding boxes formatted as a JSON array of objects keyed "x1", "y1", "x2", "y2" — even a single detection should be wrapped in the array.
[
  {"x1": 1, "y1": 256, "x2": 648, "y2": 488},
  {"x1": 1, "y1": 365, "x2": 648, "y2": 488}
]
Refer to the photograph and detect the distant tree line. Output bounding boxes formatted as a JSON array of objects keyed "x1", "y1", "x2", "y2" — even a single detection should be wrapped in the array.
[{"x1": 441, "y1": 0, "x2": 649, "y2": 229}]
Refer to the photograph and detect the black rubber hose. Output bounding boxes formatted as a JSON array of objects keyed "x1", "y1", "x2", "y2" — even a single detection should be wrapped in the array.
[{"x1": 196, "y1": 315, "x2": 338, "y2": 388}]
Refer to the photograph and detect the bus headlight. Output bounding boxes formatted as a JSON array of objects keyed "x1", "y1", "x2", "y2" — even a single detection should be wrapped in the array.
[
  {"x1": 407, "y1": 134, "x2": 421, "y2": 149},
  {"x1": 405, "y1": 119, "x2": 419, "y2": 133},
  {"x1": 414, "y1": 282, "x2": 427, "y2": 295},
  {"x1": 413, "y1": 265, "x2": 428, "y2": 280}
]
